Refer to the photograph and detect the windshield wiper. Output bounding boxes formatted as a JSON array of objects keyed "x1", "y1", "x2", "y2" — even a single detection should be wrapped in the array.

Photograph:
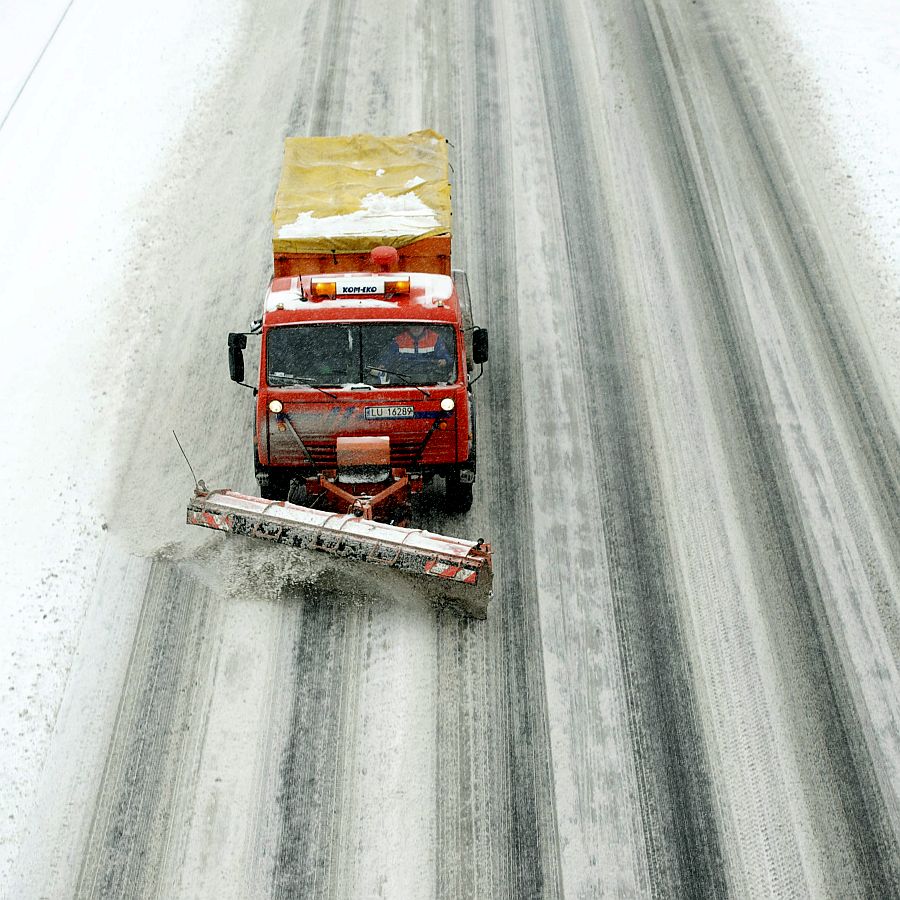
[
  {"x1": 367, "y1": 366, "x2": 430, "y2": 398},
  {"x1": 270, "y1": 374, "x2": 339, "y2": 399}
]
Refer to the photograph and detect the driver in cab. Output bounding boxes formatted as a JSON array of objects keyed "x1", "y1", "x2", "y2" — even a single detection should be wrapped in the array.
[{"x1": 374, "y1": 324, "x2": 453, "y2": 382}]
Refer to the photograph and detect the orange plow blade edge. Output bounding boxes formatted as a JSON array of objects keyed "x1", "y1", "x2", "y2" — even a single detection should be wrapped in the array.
[{"x1": 187, "y1": 489, "x2": 493, "y2": 619}]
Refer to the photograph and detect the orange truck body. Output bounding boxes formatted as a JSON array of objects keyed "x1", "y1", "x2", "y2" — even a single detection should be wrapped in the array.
[{"x1": 232, "y1": 132, "x2": 487, "y2": 522}]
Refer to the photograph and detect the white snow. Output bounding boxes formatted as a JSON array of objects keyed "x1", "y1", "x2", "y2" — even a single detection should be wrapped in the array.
[
  {"x1": 0, "y1": 0, "x2": 240, "y2": 883},
  {"x1": 748, "y1": 0, "x2": 900, "y2": 407},
  {"x1": 773, "y1": 0, "x2": 900, "y2": 268},
  {"x1": 0, "y1": 0, "x2": 72, "y2": 128},
  {"x1": 0, "y1": 0, "x2": 898, "y2": 887},
  {"x1": 278, "y1": 191, "x2": 441, "y2": 239}
]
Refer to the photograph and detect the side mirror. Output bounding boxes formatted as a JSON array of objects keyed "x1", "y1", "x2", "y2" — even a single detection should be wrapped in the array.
[
  {"x1": 472, "y1": 327, "x2": 489, "y2": 364},
  {"x1": 228, "y1": 332, "x2": 246, "y2": 383}
]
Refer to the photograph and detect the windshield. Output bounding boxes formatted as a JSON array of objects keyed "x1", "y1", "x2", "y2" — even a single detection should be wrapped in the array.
[{"x1": 267, "y1": 323, "x2": 457, "y2": 387}]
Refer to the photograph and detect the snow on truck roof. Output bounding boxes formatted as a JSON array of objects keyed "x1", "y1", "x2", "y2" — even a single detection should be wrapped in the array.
[
  {"x1": 272, "y1": 131, "x2": 451, "y2": 255},
  {"x1": 264, "y1": 273, "x2": 458, "y2": 322}
]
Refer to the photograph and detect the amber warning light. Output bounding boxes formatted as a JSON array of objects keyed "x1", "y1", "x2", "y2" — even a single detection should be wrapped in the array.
[
  {"x1": 310, "y1": 280, "x2": 337, "y2": 300},
  {"x1": 384, "y1": 278, "x2": 410, "y2": 297},
  {"x1": 308, "y1": 277, "x2": 409, "y2": 300}
]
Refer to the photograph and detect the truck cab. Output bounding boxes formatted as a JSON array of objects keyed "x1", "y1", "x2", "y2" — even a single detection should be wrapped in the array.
[
  {"x1": 231, "y1": 264, "x2": 487, "y2": 520},
  {"x1": 227, "y1": 131, "x2": 486, "y2": 524}
]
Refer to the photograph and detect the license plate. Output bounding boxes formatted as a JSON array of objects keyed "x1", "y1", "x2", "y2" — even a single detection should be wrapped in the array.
[{"x1": 365, "y1": 405, "x2": 415, "y2": 420}]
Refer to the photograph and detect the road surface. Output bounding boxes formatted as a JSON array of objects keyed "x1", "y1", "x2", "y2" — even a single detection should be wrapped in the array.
[{"x1": 10, "y1": 0, "x2": 900, "y2": 896}]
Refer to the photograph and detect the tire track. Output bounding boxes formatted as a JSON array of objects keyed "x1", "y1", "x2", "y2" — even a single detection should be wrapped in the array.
[
  {"x1": 271, "y1": 576, "x2": 364, "y2": 900},
  {"x1": 501, "y1": 0, "x2": 656, "y2": 890},
  {"x1": 638, "y1": 0, "x2": 900, "y2": 892},
  {"x1": 443, "y1": 0, "x2": 565, "y2": 896},
  {"x1": 304, "y1": 0, "x2": 356, "y2": 137},
  {"x1": 74, "y1": 562, "x2": 216, "y2": 899},
  {"x1": 711, "y1": 34, "x2": 900, "y2": 554},
  {"x1": 529, "y1": 0, "x2": 729, "y2": 896},
  {"x1": 707, "y1": 11, "x2": 900, "y2": 642}
]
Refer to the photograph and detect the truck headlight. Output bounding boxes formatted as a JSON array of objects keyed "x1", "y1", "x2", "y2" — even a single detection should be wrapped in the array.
[
  {"x1": 440, "y1": 397, "x2": 455, "y2": 412},
  {"x1": 269, "y1": 399, "x2": 283, "y2": 413}
]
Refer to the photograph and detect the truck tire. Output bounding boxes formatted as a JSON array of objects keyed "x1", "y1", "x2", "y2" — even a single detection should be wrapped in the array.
[
  {"x1": 445, "y1": 473, "x2": 473, "y2": 514},
  {"x1": 255, "y1": 450, "x2": 288, "y2": 500},
  {"x1": 258, "y1": 472, "x2": 288, "y2": 500}
]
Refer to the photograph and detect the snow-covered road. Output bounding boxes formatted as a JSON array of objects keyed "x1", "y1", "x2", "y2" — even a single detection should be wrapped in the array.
[{"x1": 3, "y1": 0, "x2": 900, "y2": 896}]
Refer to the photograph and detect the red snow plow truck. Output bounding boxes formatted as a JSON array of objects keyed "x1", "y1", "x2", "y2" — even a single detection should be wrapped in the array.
[{"x1": 187, "y1": 131, "x2": 492, "y2": 617}]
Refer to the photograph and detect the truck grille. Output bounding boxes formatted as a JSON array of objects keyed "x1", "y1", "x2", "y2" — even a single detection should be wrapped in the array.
[{"x1": 303, "y1": 437, "x2": 424, "y2": 467}]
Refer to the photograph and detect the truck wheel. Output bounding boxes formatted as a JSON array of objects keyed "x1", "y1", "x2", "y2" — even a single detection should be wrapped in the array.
[
  {"x1": 445, "y1": 474, "x2": 473, "y2": 514},
  {"x1": 258, "y1": 477, "x2": 282, "y2": 500},
  {"x1": 257, "y1": 470, "x2": 288, "y2": 500},
  {"x1": 255, "y1": 449, "x2": 288, "y2": 500}
]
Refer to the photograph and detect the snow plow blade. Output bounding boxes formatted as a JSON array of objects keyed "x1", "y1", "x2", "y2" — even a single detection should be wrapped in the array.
[{"x1": 187, "y1": 490, "x2": 492, "y2": 619}]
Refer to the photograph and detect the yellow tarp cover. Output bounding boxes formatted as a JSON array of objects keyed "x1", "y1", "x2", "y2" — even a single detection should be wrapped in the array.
[{"x1": 272, "y1": 130, "x2": 451, "y2": 255}]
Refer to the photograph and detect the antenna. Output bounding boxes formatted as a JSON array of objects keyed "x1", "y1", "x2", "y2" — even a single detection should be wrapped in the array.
[{"x1": 173, "y1": 430, "x2": 205, "y2": 493}]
